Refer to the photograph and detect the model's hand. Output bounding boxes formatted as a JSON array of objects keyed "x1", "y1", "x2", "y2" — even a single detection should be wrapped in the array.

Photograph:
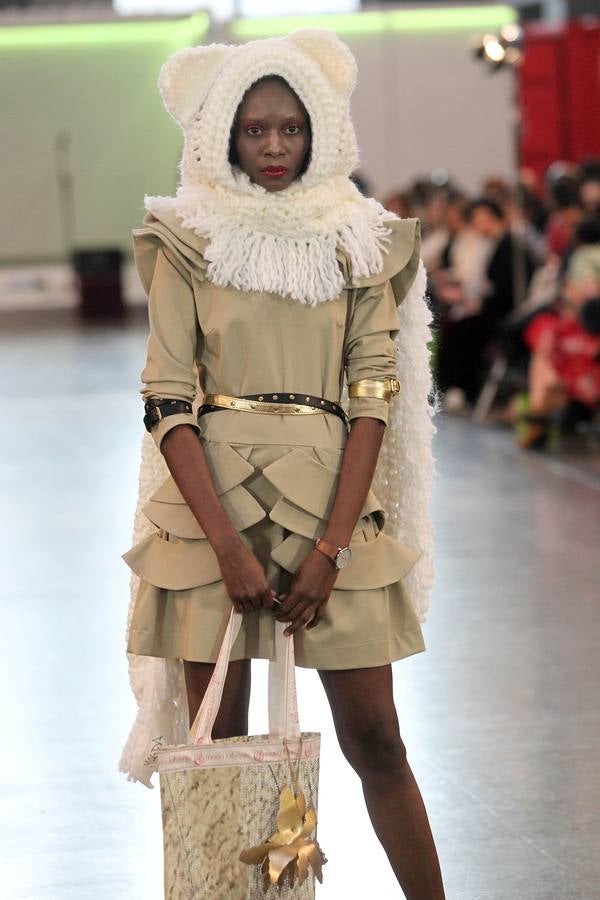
[
  {"x1": 217, "y1": 541, "x2": 276, "y2": 614},
  {"x1": 274, "y1": 549, "x2": 339, "y2": 636}
]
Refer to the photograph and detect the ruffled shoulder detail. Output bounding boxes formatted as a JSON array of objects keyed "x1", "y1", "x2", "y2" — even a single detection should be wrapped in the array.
[
  {"x1": 131, "y1": 208, "x2": 209, "y2": 296},
  {"x1": 337, "y1": 217, "x2": 421, "y2": 305}
]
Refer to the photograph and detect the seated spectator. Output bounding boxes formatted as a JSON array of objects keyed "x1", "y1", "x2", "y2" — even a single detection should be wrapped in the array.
[
  {"x1": 382, "y1": 189, "x2": 413, "y2": 219},
  {"x1": 516, "y1": 244, "x2": 600, "y2": 448},
  {"x1": 517, "y1": 168, "x2": 549, "y2": 235},
  {"x1": 513, "y1": 176, "x2": 548, "y2": 265},
  {"x1": 420, "y1": 189, "x2": 452, "y2": 272},
  {"x1": 437, "y1": 194, "x2": 491, "y2": 307},
  {"x1": 435, "y1": 198, "x2": 537, "y2": 406},
  {"x1": 481, "y1": 175, "x2": 513, "y2": 214},
  {"x1": 544, "y1": 167, "x2": 585, "y2": 259},
  {"x1": 579, "y1": 158, "x2": 600, "y2": 216},
  {"x1": 565, "y1": 214, "x2": 600, "y2": 270}
]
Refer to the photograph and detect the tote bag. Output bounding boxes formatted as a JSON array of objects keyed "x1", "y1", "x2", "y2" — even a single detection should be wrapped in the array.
[{"x1": 156, "y1": 608, "x2": 326, "y2": 899}]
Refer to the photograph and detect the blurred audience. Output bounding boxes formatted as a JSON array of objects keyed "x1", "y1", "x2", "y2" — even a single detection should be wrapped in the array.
[
  {"x1": 381, "y1": 157, "x2": 600, "y2": 449},
  {"x1": 432, "y1": 197, "x2": 536, "y2": 405},
  {"x1": 517, "y1": 226, "x2": 600, "y2": 447},
  {"x1": 579, "y1": 159, "x2": 600, "y2": 215},
  {"x1": 382, "y1": 189, "x2": 413, "y2": 220},
  {"x1": 440, "y1": 194, "x2": 491, "y2": 304}
]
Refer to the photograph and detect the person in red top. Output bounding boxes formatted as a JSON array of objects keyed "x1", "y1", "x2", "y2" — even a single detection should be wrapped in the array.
[{"x1": 518, "y1": 245, "x2": 600, "y2": 447}]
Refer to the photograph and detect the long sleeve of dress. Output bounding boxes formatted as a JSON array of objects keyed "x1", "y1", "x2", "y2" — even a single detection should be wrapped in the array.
[
  {"x1": 139, "y1": 246, "x2": 202, "y2": 450},
  {"x1": 344, "y1": 279, "x2": 400, "y2": 425},
  {"x1": 344, "y1": 217, "x2": 422, "y2": 426}
]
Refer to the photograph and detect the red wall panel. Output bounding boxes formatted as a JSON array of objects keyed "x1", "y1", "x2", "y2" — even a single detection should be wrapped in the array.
[
  {"x1": 563, "y1": 21, "x2": 600, "y2": 161},
  {"x1": 519, "y1": 20, "x2": 600, "y2": 177}
]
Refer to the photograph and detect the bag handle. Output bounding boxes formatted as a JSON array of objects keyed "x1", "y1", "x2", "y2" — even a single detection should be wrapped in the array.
[{"x1": 190, "y1": 608, "x2": 301, "y2": 745}]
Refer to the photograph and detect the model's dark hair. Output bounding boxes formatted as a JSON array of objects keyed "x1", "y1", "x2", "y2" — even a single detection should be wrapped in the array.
[{"x1": 228, "y1": 74, "x2": 312, "y2": 176}]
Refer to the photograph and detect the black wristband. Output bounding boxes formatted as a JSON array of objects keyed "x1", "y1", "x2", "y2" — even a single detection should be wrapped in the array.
[{"x1": 143, "y1": 398, "x2": 193, "y2": 433}]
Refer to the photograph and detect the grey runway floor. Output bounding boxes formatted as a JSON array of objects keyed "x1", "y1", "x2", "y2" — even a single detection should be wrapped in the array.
[{"x1": 1, "y1": 313, "x2": 599, "y2": 900}]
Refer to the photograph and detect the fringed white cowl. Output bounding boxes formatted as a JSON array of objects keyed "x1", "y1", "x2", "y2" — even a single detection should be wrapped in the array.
[{"x1": 144, "y1": 171, "x2": 395, "y2": 306}]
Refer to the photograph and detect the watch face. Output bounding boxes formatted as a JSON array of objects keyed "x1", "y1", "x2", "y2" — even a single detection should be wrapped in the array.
[{"x1": 335, "y1": 547, "x2": 352, "y2": 569}]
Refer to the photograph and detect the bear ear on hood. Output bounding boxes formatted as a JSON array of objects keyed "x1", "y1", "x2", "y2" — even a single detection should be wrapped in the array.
[
  {"x1": 158, "y1": 43, "x2": 234, "y2": 128},
  {"x1": 286, "y1": 29, "x2": 357, "y2": 99}
]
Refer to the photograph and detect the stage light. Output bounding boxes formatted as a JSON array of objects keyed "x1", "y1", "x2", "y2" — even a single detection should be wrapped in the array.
[
  {"x1": 504, "y1": 46, "x2": 522, "y2": 64},
  {"x1": 500, "y1": 23, "x2": 523, "y2": 43},
  {"x1": 473, "y1": 20, "x2": 523, "y2": 71},
  {"x1": 483, "y1": 35, "x2": 506, "y2": 63}
]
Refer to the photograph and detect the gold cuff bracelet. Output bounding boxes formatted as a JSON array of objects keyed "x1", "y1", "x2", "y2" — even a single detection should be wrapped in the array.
[{"x1": 347, "y1": 377, "x2": 401, "y2": 401}]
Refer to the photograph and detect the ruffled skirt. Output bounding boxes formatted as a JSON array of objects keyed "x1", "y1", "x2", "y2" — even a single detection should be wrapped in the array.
[{"x1": 123, "y1": 440, "x2": 425, "y2": 670}]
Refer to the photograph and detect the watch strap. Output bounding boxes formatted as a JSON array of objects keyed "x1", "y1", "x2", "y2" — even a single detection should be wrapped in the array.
[{"x1": 314, "y1": 537, "x2": 347, "y2": 567}]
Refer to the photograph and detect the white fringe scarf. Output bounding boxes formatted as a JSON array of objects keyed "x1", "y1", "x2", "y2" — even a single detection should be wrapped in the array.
[{"x1": 144, "y1": 171, "x2": 395, "y2": 306}]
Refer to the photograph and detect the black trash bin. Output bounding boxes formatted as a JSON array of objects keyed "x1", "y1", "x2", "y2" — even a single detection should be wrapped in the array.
[{"x1": 71, "y1": 247, "x2": 125, "y2": 320}]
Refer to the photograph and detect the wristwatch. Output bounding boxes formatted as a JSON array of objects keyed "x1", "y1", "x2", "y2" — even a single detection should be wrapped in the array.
[{"x1": 314, "y1": 538, "x2": 352, "y2": 570}]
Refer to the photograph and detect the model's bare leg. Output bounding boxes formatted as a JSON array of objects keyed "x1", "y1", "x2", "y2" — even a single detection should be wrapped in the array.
[
  {"x1": 184, "y1": 657, "x2": 251, "y2": 738},
  {"x1": 318, "y1": 664, "x2": 445, "y2": 900}
]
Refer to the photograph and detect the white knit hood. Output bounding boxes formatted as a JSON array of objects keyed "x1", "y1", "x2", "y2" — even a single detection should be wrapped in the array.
[{"x1": 144, "y1": 29, "x2": 396, "y2": 305}]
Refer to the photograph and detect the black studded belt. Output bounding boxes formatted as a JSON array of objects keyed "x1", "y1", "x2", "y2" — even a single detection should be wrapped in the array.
[{"x1": 198, "y1": 391, "x2": 349, "y2": 430}]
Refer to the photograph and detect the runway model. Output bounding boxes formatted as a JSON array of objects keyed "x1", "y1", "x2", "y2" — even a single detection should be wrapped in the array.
[{"x1": 120, "y1": 29, "x2": 443, "y2": 898}]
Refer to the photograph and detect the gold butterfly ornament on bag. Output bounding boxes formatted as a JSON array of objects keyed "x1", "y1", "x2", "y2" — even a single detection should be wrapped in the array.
[{"x1": 240, "y1": 784, "x2": 327, "y2": 892}]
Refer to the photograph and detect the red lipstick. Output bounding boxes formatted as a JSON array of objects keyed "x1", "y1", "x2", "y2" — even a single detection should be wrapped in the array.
[{"x1": 261, "y1": 166, "x2": 288, "y2": 178}]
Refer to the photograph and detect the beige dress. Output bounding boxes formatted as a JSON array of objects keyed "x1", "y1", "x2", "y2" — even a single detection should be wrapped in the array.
[{"x1": 123, "y1": 209, "x2": 426, "y2": 670}]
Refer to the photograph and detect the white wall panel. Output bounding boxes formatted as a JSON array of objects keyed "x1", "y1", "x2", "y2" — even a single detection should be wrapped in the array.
[{"x1": 0, "y1": 16, "x2": 515, "y2": 262}]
